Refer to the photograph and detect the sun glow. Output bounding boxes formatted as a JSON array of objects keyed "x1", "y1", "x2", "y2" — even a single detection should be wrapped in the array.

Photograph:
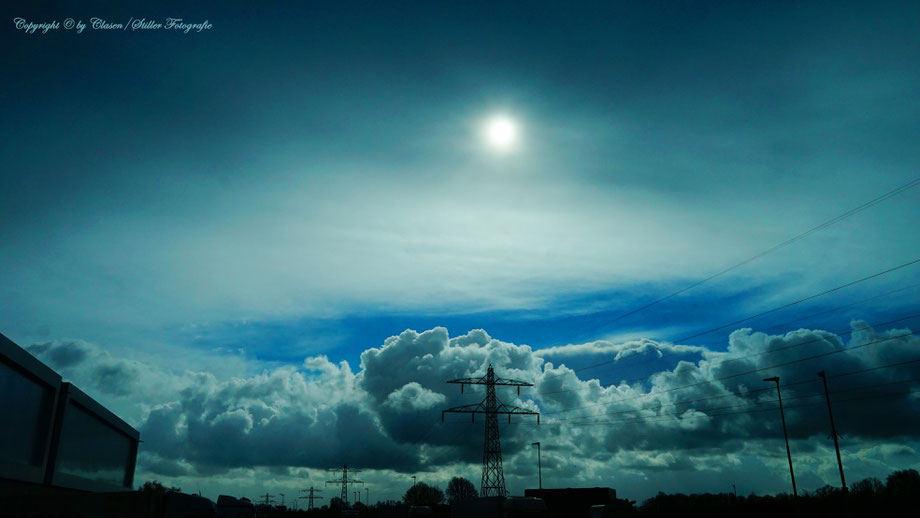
[{"x1": 484, "y1": 115, "x2": 518, "y2": 151}]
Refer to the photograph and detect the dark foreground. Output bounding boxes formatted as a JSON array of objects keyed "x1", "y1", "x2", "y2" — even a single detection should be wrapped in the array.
[{"x1": 2, "y1": 469, "x2": 918, "y2": 518}]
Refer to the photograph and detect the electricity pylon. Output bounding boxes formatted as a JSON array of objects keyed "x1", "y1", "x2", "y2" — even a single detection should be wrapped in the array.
[
  {"x1": 442, "y1": 363, "x2": 540, "y2": 497},
  {"x1": 299, "y1": 487, "x2": 323, "y2": 510},
  {"x1": 326, "y1": 464, "x2": 364, "y2": 505},
  {"x1": 260, "y1": 493, "x2": 275, "y2": 506}
]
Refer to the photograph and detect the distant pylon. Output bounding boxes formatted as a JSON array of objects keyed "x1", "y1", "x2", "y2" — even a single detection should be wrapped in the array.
[
  {"x1": 442, "y1": 363, "x2": 540, "y2": 497},
  {"x1": 260, "y1": 492, "x2": 275, "y2": 506},
  {"x1": 326, "y1": 464, "x2": 364, "y2": 505},
  {"x1": 299, "y1": 487, "x2": 323, "y2": 510}
]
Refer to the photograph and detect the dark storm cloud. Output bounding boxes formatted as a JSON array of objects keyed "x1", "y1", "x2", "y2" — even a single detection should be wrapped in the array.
[
  {"x1": 28, "y1": 340, "x2": 91, "y2": 367},
  {"x1": 91, "y1": 363, "x2": 140, "y2": 396},
  {"x1": 137, "y1": 361, "x2": 430, "y2": 474},
  {"x1": 28, "y1": 339, "x2": 141, "y2": 396},
  {"x1": 548, "y1": 320, "x2": 920, "y2": 457}
]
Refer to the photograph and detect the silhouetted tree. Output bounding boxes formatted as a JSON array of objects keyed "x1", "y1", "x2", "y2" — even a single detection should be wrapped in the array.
[
  {"x1": 885, "y1": 468, "x2": 920, "y2": 497},
  {"x1": 446, "y1": 476, "x2": 477, "y2": 504},
  {"x1": 850, "y1": 477, "x2": 883, "y2": 495},
  {"x1": 139, "y1": 480, "x2": 181, "y2": 495},
  {"x1": 403, "y1": 482, "x2": 445, "y2": 506},
  {"x1": 329, "y1": 497, "x2": 344, "y2": 510},
  {"x1": 813, "y1": 485, "x2": 842, "y2": 497},
  {"x1": 634, "y1": 468, "x2": 920, "y2": 516}
]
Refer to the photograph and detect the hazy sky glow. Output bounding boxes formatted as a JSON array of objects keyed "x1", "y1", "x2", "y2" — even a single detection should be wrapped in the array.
[{"x1": 3, "y1": 0, "x2": 920, "y2": 505}]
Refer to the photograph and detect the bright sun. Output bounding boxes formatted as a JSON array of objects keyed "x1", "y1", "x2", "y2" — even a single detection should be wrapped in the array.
[{"x1": 484, "y1": 116, "x2": 518, "y2": 151}]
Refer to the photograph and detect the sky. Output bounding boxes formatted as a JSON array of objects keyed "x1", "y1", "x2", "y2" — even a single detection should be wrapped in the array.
[{"x1": 2, "y1": 0, "x2": 920, "y2": 506}]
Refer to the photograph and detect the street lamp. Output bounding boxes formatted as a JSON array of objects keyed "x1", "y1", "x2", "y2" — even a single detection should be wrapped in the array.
[
  {"x1": 764, "y1": 376, "x2": 797, "y2": 497},
  {"x1": 531, "y1": 442, "x2": 542, "y2": 490},
  {"x1": 818, "y1": 371, "x2": 847, "y2": 492}
]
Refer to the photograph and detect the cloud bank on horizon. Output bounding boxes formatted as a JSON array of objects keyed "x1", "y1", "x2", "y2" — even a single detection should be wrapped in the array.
[{"x1": 26, "y1": 320, "x2": 920, "y2": 501}]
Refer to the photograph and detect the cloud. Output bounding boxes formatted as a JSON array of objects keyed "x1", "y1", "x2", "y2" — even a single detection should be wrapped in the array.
[
  {"x1": 26, "y1": 321, "x2": 920, "y2": 500},
  {"x1": 28, "y1": 339, "x2": 142, "y2": 397},
  {"x1": 534, "y1": 338, "x2": 706, "y2": 360},
  {"x1": 28, "y1": 340, "x2": 92, "y2": 367},
  {"x1": 141, "y1": 321, "x2": 919, "y2": 475},
  {"x1": 384, "y1": 382, "x2": 447, "y2": 412}
]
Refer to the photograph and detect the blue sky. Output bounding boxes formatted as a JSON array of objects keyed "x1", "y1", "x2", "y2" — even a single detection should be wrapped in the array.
[{"x1": 3, "y1": 0, "x2": 920, "y2": 504}]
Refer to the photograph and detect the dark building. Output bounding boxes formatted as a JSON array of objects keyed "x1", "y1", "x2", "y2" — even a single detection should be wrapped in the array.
[
  {"x1": 524, "y1": 488, "x2": 620, "y2": 518},
  {"x1": 451, "y1": 496, "x2": 547, "y2": 518},
  {"x1": 0, "y1": 332, "x2": 140, "y2": 493}
]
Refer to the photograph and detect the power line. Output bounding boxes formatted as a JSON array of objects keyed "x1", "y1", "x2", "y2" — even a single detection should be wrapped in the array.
[
  {"x1": 545, "y1": 330, "x2": 919, "y2": 416},
  {"x1": 564, "y1": 377, "x2": 920, "y2": 427},
  {"x1": 554, "y1": 357, "x2": 920, "y2": 422},
  {"x1": 833, "y1": 358, "x2": 920, "y2": 379},
  {"x1": 542, "y1": 259, "x2": 920, "y2": 383},
  {"x1": 560, "y1": 283, "x2": 920, "y2": 381},
  {"x1": 573, "y1": 176, "x2": 920, "y2": 340},
  {"x1": 752, "y1": 283, "x2": 920, "y2": 335},
  {"x1": 570, "y1": 282, "x2": 920, "y2": 386},
  {"x1": 566, "y1": 387, "x2": 920, "y2": 427},
  {"x1": 670, "y1": 258, "x2": 920, "y2": 345},
  {"x1": 548, "y1": 355, "x2": 920, "y2": 424},
  {"x1": 538, "y1": 313, "x2": 920, "y2": 398},
  {"x1": 548, "y1": 329, "x2": 918, "y2": 416}
]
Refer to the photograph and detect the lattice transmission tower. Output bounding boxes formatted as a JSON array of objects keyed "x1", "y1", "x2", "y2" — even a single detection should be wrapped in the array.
[
  {"x1": 442, "y1": 363, "x2": 540, "y2": 497},
  {"x1": 299, "y1": 486, "x2": 323, "y2": 510},
  {"x1": 326, "y1": 464, "x2": 363, "y2": 505}
]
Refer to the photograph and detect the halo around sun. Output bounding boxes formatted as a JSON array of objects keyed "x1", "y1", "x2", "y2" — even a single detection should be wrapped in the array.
[{"x1": 483, "y1": 115, "x2": 518, "y2": 151}]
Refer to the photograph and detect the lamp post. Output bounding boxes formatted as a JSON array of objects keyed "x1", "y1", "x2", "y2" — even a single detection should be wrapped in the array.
[
  {"x1": 764, "y1": 376, "x2": 797, "y2": 497},
  {"x1": 411, "y1": 476, "x2": 417, "y2": 486},
  {"x1": 531, "y1": 442, "x2": 542, "y2": 489},
  {"x1": 818, "y1": 371, "x2": 847, "y2": 492}
]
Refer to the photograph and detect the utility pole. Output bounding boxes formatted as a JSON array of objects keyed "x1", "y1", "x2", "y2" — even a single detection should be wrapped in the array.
[
  {"x1": 443, "y1": 363, "x2": 540, "y2": 497},
  {"x1": 764, "y1": 376, "x2": 797, "y2": 497},
  {"x1": 327, "y1": 464, "x2": 364, "y2": 505},
  {"x1": 818, "y1": 371, "x2": 847, "y2": 492},
  {"x1": 300, "y1": 487, "x2": 323, "y2": 510},
  {"x1": 532, "y1": 442, "x2": 542, "y2": 489}
]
